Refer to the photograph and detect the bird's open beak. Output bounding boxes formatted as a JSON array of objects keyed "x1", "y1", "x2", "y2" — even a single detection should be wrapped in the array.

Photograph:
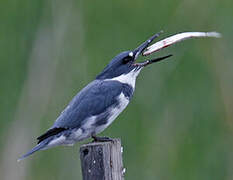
[{"x1": 133, "y1": 31, "x2": 172, "y2": 67}]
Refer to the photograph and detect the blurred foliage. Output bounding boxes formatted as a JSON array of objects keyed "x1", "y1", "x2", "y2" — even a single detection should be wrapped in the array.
[{"x1": 0, "y1": 0, "x2": 233, "y2": 180}]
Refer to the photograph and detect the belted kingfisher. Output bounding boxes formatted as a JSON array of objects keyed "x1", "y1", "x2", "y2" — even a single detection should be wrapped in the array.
[{"x1": 18, "y1": 32, "x2": 172, "y2": 161}]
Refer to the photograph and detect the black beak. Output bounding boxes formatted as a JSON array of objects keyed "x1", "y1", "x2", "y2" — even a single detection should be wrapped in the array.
[
  {"x1": 133, "y1": 31, "x2": 163, "y2": 59},
  {"x1": 134, "y1": 54, "x2": 173, "y2": 67},
  {"x1": 133, "y1": 31, "x2": 173, "y2": 67}
]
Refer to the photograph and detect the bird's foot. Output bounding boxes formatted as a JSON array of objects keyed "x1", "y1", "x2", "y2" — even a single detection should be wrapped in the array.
[{"x1": 92, "y1": 135, "x2": 113, "y2": 142}]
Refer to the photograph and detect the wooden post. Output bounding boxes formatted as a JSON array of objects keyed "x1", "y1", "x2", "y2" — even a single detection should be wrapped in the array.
[{"x1": 80, "y1": 138, "x2": 125, "y2": 180}]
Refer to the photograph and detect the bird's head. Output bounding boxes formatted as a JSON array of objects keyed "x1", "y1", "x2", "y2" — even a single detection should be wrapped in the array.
[{"x1": 96, "y1": 32, "x2": 172, "y2": 80}]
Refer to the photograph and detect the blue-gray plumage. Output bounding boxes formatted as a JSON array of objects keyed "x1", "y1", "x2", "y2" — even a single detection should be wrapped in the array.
[{"x1": 18, "y1": 32, "x2": 172, "y2": 161}]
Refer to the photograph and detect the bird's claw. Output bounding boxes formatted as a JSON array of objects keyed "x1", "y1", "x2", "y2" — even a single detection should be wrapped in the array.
[{"x1": 92, "y1": 136, "x2": 113, "y2": 142}]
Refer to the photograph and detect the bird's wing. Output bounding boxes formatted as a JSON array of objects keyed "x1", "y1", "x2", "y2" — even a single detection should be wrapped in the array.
[
  {"x1": 37, "y1": 80, "x2": 127, "y2": 142},
  {"x1": 37, "y1": 127, "x2": 66, "y2": 143}
]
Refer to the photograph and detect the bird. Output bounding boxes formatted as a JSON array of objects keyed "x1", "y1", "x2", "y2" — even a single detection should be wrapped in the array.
[{"x1": 18, "y1": 32, "x2": 172, "y2": 161}]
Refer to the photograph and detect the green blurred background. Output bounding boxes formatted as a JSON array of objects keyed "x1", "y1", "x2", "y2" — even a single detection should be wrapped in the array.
[{"x1": 0, "y1": 0, "x2": 233, "y2": 180}]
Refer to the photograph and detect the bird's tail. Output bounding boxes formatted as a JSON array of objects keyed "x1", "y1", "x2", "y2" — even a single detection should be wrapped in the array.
[{"x1": 18, "y1": 140, "x2": 48, "y2": 162}]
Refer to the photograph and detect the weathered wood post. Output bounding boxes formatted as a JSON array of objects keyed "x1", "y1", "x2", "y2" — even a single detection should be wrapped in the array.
[{"x1": 80, "y1": 138, "x2": 125, "y2": 180}]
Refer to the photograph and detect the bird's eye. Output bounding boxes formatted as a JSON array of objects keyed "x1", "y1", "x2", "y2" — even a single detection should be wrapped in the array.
[
  {"x1": 123, "y1": 57, "x2": 132, "y2": 64},
  {"x1": 123, "y1": 52, "x2": 134, "y2": 64}
]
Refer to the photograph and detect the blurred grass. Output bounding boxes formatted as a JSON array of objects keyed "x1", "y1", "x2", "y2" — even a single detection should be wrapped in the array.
[{"x1": 0, "y1": 0, "x2": 233, "y2": 180}]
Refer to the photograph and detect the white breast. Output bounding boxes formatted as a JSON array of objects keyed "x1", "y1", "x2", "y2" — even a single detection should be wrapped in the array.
[
  {"x1": 108, "y1": 92, "x2": 129, "y2": 124},
  {"x1": 94, "y1": 92, "x2": 129, "y2": 134},
  {"x1": 107, "y1": 69, "x2": 141, "y2": 89}
]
